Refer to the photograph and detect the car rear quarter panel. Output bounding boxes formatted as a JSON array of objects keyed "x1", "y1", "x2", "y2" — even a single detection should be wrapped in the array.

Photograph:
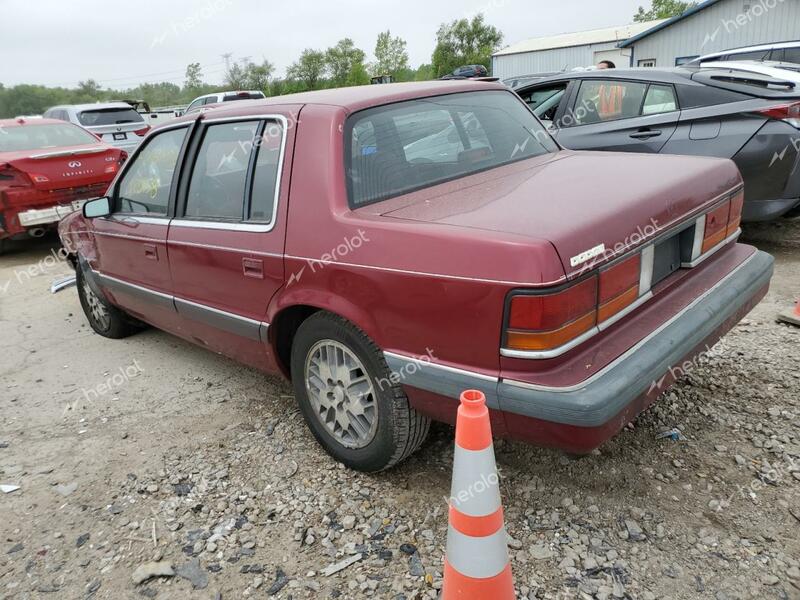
[{"x1": 273, "y1": 103, "x2": 566, "y2": 373}]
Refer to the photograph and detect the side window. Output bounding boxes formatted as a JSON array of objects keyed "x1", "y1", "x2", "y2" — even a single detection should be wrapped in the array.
[
  {"x1": 783, "y1": 48, "x2": 800, "y2": 64},
  {"x1": 521, "y1": 84, "x2": 568, "y2": 123},
  {"x1": 642, "y1": 84, "x2": 678, "y2": 115},
  {"x1": 573, "y1": 80, "x2": 647, "y2": 125},
  {"x1": 186, "y1": 99, "x2": 203, "y2": 112},
  {"x1": 731, "y1": 49, "x2": 771, "y2": 61},
  {"x1": 116, "y1": 127, "x2": 186, "y2": 216},
  {"x1": 249, "y1": 120, "x2": 284, "y2": 222},
  {"x1": 184, "y1": 121, "x2": 259, "y2": 220}
]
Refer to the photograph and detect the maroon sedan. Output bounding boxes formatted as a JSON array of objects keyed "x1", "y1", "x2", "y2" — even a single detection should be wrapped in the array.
[
  {"x1": 1, "y1": 118, "x2": 126, "y2": 251},
  {"x1": 58, "y1": 81, "x2": 773, "y2": 471}
]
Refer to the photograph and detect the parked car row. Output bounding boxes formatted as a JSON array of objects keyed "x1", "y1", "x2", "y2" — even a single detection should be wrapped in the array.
[
  {"x1": 56, "y1": 80, "x2": 773, "y2": 471},
  {"x1": 515, "y1": 63, "x2": 800, "y2": 221},
  {"x1": 0, "y1": 91, "x2": 270, "y2": 248}
]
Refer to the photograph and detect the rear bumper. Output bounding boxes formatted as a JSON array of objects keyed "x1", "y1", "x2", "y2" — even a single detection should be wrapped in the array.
[
  {"x1": 387, "y1": 248, "x2": 774, "y2": 450},
  {"x1": 16, "y1": 199, "x2": 89, "y2": 227}
]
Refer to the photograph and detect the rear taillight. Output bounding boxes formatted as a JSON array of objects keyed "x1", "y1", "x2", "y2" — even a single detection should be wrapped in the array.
[
  {"x1": 727, "y1": 189, "x2": 744, "y2": 237},
  {"x1": 0, "y1": 164, "x2": 30, "y2": 187},
  {"x1": 598, "y1": 254, "x2": 640, "y2": 323},
  {"x1": 701, "y1": 201, "x2": 731, "y2": 254},
  {"x1": 758, "y1": 101, "x2": 800, "y2": 128},
  {"x1": 506, "y1": 277, "x2": 597, "y2": 352},
  {"x1": 134, "y1": 126, "x2": 151, "y2": 137}
]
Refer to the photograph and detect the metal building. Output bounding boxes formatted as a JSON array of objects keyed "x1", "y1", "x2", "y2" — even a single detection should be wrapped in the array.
[
  {"x1": 620, "y1": 0, "x2": 800, "y2": 67},
  {"x1": 491, "y1": 20, "x2": 665, "y2": 82}
]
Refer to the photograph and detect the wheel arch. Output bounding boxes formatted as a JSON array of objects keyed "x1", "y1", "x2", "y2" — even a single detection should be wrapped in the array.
[{"x1": 268, "y1": 291, "x2": 382, "y2": 379}]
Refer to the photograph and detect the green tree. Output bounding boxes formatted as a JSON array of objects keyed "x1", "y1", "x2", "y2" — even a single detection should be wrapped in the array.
[
  {"x1": 634, "y1": 0, "x2": 696, "y2": 22},
  {"x1": 431, "y1": 14, "x2": 503, "y2": 78},
  {"x1": 326, "y1": 39, "x2": 367, "y2": 87},
  {"x1": 184, "y1": 62, "x2": 203, "y2": 89},
  {"x1": 373, "y1": 30, "x2": 409, "y2": 77},
  {"x1": 287, "y1": 49, "x2": 327, "y2": 90}
]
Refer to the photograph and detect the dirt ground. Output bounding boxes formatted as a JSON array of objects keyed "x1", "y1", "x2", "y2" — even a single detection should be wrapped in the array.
[{"x1": 0, "y1": 222, "x2": 798, "y2": 600}]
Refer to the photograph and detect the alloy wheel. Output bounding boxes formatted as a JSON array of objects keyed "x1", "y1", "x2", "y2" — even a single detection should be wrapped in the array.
[{"x1": 304, "y1": 340, "x2": 378, "y2": 449}]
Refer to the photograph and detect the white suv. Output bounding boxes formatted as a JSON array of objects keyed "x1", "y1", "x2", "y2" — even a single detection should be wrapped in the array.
[
  {"x1": 185, "y1": 91, "x2": 267, "y2": 114},
  {"x1": 43, "y1": 102, "x2": 150, "y2": 153}
]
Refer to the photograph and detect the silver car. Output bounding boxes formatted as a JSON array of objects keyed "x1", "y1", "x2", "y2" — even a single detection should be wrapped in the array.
[{"x1": 43, "y1": 102, "x2": 150, "y2": 153}]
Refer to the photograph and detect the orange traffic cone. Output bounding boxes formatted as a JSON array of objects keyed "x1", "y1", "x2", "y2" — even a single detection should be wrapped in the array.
[
  {"x1": 442, "y1": 390, "x2": 515, "y2": 600},
  {"x1": 778, "y1": 298, "x2": 800, "y2": 327}
]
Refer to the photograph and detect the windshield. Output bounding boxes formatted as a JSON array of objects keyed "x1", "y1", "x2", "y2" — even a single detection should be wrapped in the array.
[
  {"x1": 0, "y1": 122, "x2": 100, "y2": 152},
  {"x1": 78, "y1": 107, "x2": 144, "y2": 126},
  {"x1": 346, "y1": 90, "x2": 558, "y2": 206}
]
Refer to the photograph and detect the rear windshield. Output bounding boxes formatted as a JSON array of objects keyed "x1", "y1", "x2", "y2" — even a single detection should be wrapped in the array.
[
  {"x1": 78, "y1": 107, "x2": 144, "y2": 126},
  {"x1": 0, "y1": 123, "x2": 100, "y2": 152},
  {"x1": 223, "y1": 92, "x2": 266, "y2": 101},
  {"x1": 346, "y1": 90, "x2": 558, "y2": 206}
]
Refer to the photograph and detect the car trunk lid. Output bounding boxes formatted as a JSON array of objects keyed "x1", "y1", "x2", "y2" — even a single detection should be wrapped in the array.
[
  {"x1": 375, "y1": 151, "x2": 742, "y2": 278},
  {"x1": 2, "y1": 145, "x2": 120, "y2": 195}
]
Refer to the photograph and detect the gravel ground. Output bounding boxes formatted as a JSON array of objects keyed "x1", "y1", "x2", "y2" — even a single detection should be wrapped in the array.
[{"x1": 0, "y1": 223, "x2": 798, "y2": 600}]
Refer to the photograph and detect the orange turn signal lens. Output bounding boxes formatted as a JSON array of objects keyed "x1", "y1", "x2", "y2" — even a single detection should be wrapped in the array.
[
  {"x1": 598, "y1": 284, "x2": 639, "y2": 322},
  {"x1": 506, "y1": 312, "x2": 597, "y2": 352}
]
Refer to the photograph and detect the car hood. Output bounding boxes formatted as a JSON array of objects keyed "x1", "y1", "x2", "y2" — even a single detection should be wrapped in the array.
[{"x1": 375, "y1": 150, "x2": 742, "y2": 278}]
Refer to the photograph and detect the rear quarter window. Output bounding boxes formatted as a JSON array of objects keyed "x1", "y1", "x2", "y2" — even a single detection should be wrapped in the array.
[{"x1": 345, "y1": 90, "x2": 558, "y2": 207}]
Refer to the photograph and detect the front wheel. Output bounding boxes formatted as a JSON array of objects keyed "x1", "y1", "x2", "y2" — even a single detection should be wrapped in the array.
[
  {"x1": 76, "y1": 267, "x2": 140, "y2": 339},
  {"x1": 290, "y1": 311, "x2": 430, "y2": 472}
]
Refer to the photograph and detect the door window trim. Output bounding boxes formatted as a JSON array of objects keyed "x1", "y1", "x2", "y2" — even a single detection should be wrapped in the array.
[
  {"x1": 171, "y1": 113, "x2": 289, "y2": 233},
  {"x1": 107, "y1": 121, "x2": 194, "y2": 220}
]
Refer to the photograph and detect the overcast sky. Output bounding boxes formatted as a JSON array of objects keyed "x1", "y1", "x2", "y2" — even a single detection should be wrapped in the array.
[{"x1": 1, "y1": 0, "x2": 645, "y2": 88}]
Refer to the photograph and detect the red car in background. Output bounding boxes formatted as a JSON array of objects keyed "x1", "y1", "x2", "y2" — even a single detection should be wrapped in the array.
[
  {"x1": 0, "y1": 118, "x2": 126, "y2": 252},
  {"x1": 58, "y1": 81, "x2": 773, "y2": 471}
]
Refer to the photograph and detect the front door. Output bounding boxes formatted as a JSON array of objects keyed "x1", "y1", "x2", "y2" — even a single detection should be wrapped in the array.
[
  {"x1": 91, "y1": 124, "x2": 190, "y2": 331},
  {"x1": 166, "y1": 112, "x2": 296, "y2": 372}
]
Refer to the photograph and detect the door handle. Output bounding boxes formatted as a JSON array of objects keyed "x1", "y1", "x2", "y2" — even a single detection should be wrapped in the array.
[
  {"x1": 242, "y1": 258, "x2": 264, "y2": 279},
  {"x1": 629, "y1": 129, "x2": 662, "y2": 140},
  {"x1": 143, "y1": 243, "x2": 158, "y2": 260}
]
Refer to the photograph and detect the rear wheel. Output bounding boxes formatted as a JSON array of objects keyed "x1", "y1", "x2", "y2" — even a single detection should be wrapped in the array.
[
  {"x1": 290, "y1": 311, "x2": 430, "y2": 472},
  {"x1": 76, "y1": 267, "x2": 140, "y2": 339}
]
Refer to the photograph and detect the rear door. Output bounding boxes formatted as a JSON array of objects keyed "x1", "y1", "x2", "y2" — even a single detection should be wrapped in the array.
[
  {"x1": 166, "y1": 111, "x2": 296, "y2": 372},
  {"x1": 90, "y1": 123, "x2": 190, "y2": 332},
  {"x1": 557, "y1": 79, "x2": 680, "y2": 153}
]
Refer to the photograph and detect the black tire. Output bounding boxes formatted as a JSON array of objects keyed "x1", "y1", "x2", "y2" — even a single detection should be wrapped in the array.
[
  {"x1": 290, "y1": 311, "x2": 430, "y2": 472},
  {"x1": 76, "y1": 266, "x2": 140, "y2": 339}
]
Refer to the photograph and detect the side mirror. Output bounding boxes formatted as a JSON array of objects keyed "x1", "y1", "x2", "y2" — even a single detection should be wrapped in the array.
[{"x1": 83, "y1": 196, "x2": 111, "y2": 219}]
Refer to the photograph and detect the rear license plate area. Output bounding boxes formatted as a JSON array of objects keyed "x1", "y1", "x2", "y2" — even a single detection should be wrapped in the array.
[
  {"x1": 113, "y1": 132, "x2": 127, "y2": 141},
  {"x1": 651, "y1": 234, "x2": 681, "y2": 286}
]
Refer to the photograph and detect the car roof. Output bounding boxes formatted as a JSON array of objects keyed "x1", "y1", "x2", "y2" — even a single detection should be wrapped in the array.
[
  {"x1": 169, "y1": 80, "x2": 507, "y2": 125},
  {"x1": 0, "y1": 117, "x2": 70, "y2": 128},
  {"x1": 700, "y1": 39, "x2": 800, "y2": 59},
  {"x1": 48, "y1": 102, "x2": 136, "y2": 112},
  {"x1": 519, "y1": 68, "x2": 693, "y2": 87}
]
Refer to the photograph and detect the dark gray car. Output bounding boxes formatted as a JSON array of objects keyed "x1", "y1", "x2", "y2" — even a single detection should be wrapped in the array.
[{"x1": 515, "y1": 67, "x2": 800, "y2": 221}]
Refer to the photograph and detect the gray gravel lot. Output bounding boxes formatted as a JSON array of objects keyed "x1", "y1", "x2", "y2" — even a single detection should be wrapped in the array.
[{"x1": 0, "y1": 224, "x2": 798, "y2": 600}]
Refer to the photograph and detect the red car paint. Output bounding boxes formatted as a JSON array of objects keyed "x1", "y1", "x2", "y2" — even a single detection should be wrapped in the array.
[
  {"x1": 58, "y1": 81, "x2": 773, "y2": 452},
  {"x1": 0, "y1": 118, "x2": 124, "y2": 241}
]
